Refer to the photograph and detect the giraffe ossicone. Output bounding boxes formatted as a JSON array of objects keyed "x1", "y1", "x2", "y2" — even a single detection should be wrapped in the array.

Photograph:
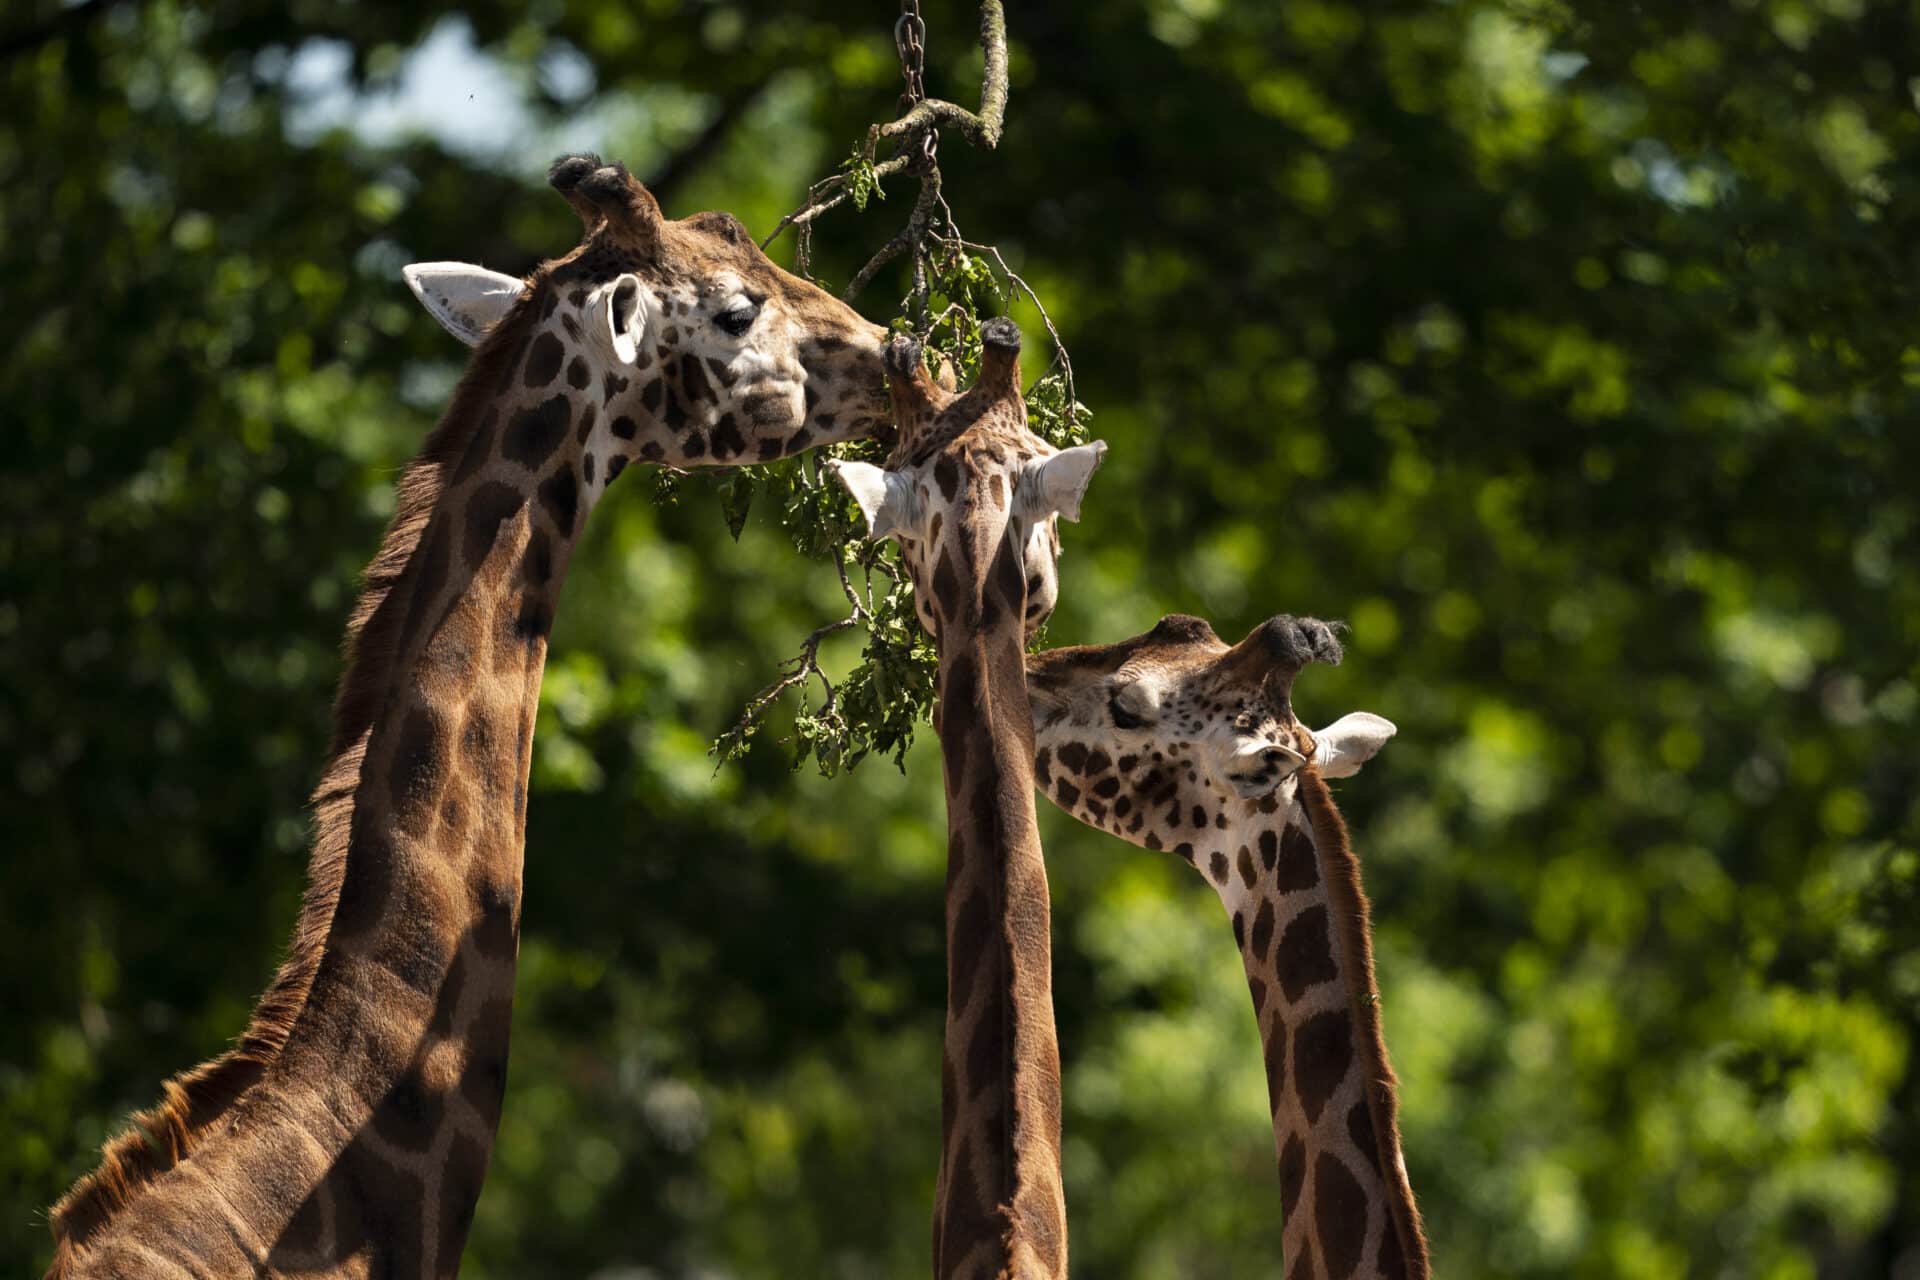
[
  {"x1": 1027, "y1": 613, "x2": 1430, "y2": 1280},
  {"x1": 44, "y1": 154, "x2": 895, "y2": 1280}
]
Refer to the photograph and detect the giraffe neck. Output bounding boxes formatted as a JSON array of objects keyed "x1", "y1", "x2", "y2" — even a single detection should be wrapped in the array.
[
  {"x1": 928, "y1": 534, "x2": 1068, "y2": 1280},
  {"x1": 1201, "y1": 770, "x2": 1428, "y2": 1280},
  {"x1": 52, "y1": 308, "x2": 605, "y2": 1279}
]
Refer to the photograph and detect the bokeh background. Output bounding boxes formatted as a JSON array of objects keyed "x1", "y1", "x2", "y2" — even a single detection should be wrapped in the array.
[{"x1": 4, "y1": 1, "x2": 1918, "y2": 1275}]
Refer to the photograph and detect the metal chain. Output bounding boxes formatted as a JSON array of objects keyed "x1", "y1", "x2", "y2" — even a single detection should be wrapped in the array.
[{"x1": 894, "y1": 0, "x2": 938, "y2": 165}]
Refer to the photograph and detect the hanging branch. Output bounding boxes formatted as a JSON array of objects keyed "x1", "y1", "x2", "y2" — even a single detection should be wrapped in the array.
[
  {"x1": 714, "y1": 0, "x2": 1089, "y2": 777},
  {"x1": 843, "y1": 166, "x2": 943, "y2": 308},
  {"x1": 760, "y1": 0, "x2": 1007, "y2": 280}
]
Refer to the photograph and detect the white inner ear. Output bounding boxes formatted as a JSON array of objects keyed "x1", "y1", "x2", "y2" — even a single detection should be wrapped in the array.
[
  {"x1": 1272, "y1": 742, "x2": 1311, "y2": 779},
  {"x1": 1017, "y1": 440, "x2": 1109, "y2": 523},
  {"x1": 606, "y1": 274, "x2": 649, "y2": 364},
  {"x1": 402, "y1": 262, "x2": 523, "y2": 347},
  {"x1": 1313, "y1": 711, "x2": 1397, "y2": 778},
  {"x1": 828, "y1": 460, "x2": 919, "y2": 543}
]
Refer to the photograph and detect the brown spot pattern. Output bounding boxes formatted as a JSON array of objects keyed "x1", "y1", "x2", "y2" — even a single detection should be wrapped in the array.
[
  {"x1": 1313, "y1": 1153, "x2": 1367, "y2": 1280},
  {"x1": 372, "y1": 1068, "x2": 445, "y2": 1154},
  {"x1": 1251, "y1": 898, "x2": 1276, "y2": 963},
  {"x1": 437, "y1": 1133, "x2": 489, "y2": 1272},
  {"x1": 1263, "y1": 1008, "x2": 1289, "y2": 1105},
  {"x1": 538, "y1": 466, "x2": 579, "y2": 536},
  {"x1": 503, "y1": 394, "x2": 572, "y2": 468},
  {"x1": 463, "y1": 483, "x2": 524, "y2": 569},
  {"x1": 1276, "y1": 822, "x2": 1320, "y2": 892},
  {"x1": 1346, "y1": 1100, "x2": 1381, "y2": 1174},
  {"x1": 711, "y1": 412, "x2": 745, "y2": 460},
  {"x1": 450, "y1": 409, "x2": 498, "y2": 486},
  {"x1": 1276, "y1": 904, "x2": 1340, "y2": 1003},
  {"x1": 1292, "y1": 1010, "x2": 1352, "y2": 1124},
  {"x1": 387, "y1": 707, "x2": 445, "y2": 825},
  {"x1": 523, "y1": 332, "x2": 564, "y2": 387},
  {"x1": 947, "y1": 887, "x2": 989, "y2": 1016},
  {"x1": 1278, "y1": 1131, "x2": 1308, "y2": 1218}
]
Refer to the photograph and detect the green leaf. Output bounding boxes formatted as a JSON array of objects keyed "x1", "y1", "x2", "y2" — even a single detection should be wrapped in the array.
[
  {"x1": 843, "y1": 142, "x2": 885, "y2": 213},
  {"x1": 718, "y1": 469, "x2": 755, "y2": 541}
]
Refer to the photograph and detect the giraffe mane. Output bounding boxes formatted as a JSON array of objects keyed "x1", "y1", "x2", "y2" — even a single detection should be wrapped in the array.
[
  {"x1": 44, "y1": 272, "x2": 550, "y2": 1272},
  {"x1": 1295, "y1": 767, "x2": 1432, "y2": 1277}
]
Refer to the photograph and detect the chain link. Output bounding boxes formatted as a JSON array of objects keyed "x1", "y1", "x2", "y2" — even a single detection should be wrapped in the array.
[{"x1": 894, "y1": 0, "x2": 937, "y2": 164}]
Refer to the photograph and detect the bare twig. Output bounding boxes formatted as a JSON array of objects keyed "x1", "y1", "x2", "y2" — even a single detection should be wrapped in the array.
[
  {"x1": 845, "y1": 166, "x2": 944, "y2": 306},
  {"x1": 759, "y1": 155, "x2": 916, "y2": 259},
  {"x1": 842, "y1": 228, "x2": 912, "y2": 302},
  {"x1": 762, "y1": 0, "x2": 1008, "y2": 260},
  {"x1": 712, "y1": 613, "x2": 858, "y2": 758},
  {"x1": 833, "y1": 552, "x2": 868, "y2": 616}
]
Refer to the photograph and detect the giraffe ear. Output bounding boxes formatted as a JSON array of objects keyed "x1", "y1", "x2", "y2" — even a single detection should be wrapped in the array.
[
  {"x1": 402, "y1": 262, "x2": 523, "y2": 347},
  {"x1": 1017, "y1": 441, "x2": 1108, "y2": 523},
  {"x1": 1313, "y1": 712, "x2": 1396, "y2": 778},
  {"x1": 605, "y1": 273, "x2": 651, "y2": 364},
  {"x1": 827, "y1": 460, "x2": 919, "y2": 543}
]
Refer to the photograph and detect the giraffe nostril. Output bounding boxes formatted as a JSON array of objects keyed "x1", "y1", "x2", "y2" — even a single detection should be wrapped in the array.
[{"x1": 1262, "y1": 749, "x2": 1286, "y2": 767}]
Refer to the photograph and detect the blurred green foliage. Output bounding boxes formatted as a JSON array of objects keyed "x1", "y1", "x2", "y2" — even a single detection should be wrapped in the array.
[{"x1": 2, "y1": 1, "x2": 1917, "y2": 1277}]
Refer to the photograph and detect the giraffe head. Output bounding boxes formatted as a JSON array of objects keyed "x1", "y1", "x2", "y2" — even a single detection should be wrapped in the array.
[
  {"x1": 1032, "y1": 613, "x2": 1429, "y2": 1279},
  {"x1": 403, "y1": 155, "x2": 890, "y2": 470},
  {"x1": 1026, "y1": 614, "x2": 1397, "y2": 848},
  {"x1": 826, "y1": 320, "x2": 1107, "y2": 642}
]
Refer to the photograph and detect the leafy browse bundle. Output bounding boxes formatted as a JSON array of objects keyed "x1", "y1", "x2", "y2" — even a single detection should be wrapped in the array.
[
  {"x1": 706, "y1": 240, "x2": 1092, "y2": 777},
  {"x1": 693, "y1": 0, "x2": 1084, "y2": 776}
]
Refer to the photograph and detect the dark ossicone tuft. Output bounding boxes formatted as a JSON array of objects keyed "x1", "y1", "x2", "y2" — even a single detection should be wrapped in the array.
[
  {"x1": 578, "y1": 162, "x2": 635, "y2": 204},
  {"x1": 979, "y1": 316, "x2": 1022, "y2": 352},
  {"x1": 884, "y1": 332, "x2": 924, "y2": 377},
  {"x1": 1259, "y1": 614, "x2": 1346, "y2": 668},
  {"x1": 547, "y1": 153, "x2": 602, "y2": 190},
  {"x1": 1150, "y1": 614, "x2": 1219, "y2": 645}
]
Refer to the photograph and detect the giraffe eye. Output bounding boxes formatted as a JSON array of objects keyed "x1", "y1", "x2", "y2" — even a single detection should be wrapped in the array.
[
  {"x1": 1109, "y1": 694, "x2": 1148, "y2": 731},
  {"x1": 716, "y1": 302, "x2": 758, "y2": 337}
]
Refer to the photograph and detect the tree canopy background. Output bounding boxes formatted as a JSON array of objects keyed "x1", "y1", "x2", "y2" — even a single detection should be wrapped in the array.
[{"x1": 3, "y1": 1, "x2": 1917, "y2": 1275}]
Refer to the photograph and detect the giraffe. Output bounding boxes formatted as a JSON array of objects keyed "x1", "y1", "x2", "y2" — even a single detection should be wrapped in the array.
[
  {"x1": 44, "y1": 154, "x2": 892, "y2": 1279},
  {"x1": 829, "y1": 319, "x2": 1106, "y2": 1280},
  {"x1": 1024, "y1": 613, "x2": 1427, "y2": 1280}
]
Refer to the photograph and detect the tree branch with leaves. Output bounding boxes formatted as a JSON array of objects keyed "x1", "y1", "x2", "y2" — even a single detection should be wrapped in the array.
[{"x1": 707, "y1": 0, "x2": 1087, "y2": 777}]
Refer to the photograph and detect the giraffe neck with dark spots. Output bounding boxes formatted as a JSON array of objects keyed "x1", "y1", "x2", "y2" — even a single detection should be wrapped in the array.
[
  {"x1": 1206, "y1": 772, "x2": 1428, "y2": 1280},
  {"x1": 65, "y1": 379, "x2": 600, "y2": 1278},
  {"x1": 927, "y1": 533, "x2": 1068, "y2": 1280}
]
